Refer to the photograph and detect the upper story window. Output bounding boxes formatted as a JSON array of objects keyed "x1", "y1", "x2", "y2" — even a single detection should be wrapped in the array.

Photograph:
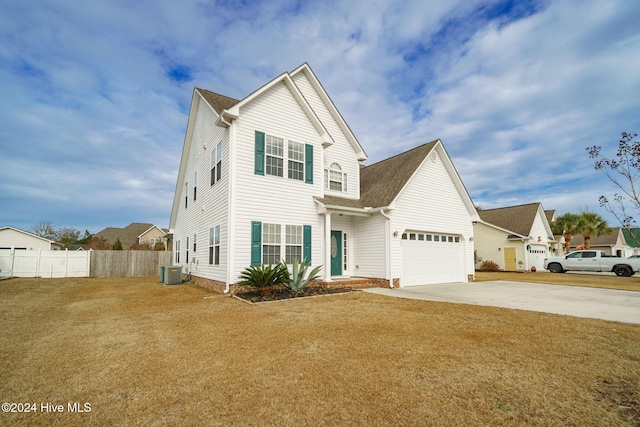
[
  {"x1": 255, "y1": 131, "x2": 313, "y2": 184},
  {"x1": 211, "y1": 142, "x2": 222, "y2": 185},
  {"x1": 325, "y1": 162, "x2": 347, "y2": 192},
  {"x1": 265, "y1": 135, "x2": 284, "y2": 177},
  {"x1": 184, "y1": 182, "x2": 188, "y2": 208},
  {"x1": 287, "y1": 141, "x2": 304, "y2": 181},
  {"x1": 193, "y1": 171, "x2": 197, "y2": 201}
]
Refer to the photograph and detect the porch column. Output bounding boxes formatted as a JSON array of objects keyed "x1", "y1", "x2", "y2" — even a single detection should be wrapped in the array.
[{"x1": 324, "y1": 212, "x2": 332, "y2": 282}]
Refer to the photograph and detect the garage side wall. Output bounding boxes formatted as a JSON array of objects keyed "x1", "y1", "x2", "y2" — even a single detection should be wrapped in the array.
[
  {"x1": 352, "y1": 214, "x2": 386, "y2": 279},
  {"x1": 389, "y1": 150, "x2": 474, "y2": 284}
]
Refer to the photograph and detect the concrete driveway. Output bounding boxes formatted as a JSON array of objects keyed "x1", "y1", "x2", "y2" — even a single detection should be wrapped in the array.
[{"x1": 365, "y1": 281, "x2": 640, "y2": 324}]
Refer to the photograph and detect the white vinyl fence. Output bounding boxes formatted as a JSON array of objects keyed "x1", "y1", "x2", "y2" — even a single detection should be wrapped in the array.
[
  {"x1": 0, "y1": 248, "x2": 90, "y2": 278},
  {"x1": 0, "y1": 249, "x2": 173, "y2": 279}
]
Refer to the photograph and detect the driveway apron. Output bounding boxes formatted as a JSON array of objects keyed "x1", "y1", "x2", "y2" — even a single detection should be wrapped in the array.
[{"x1": 364, "y1": 281, "x2": 640, "y2": 324}]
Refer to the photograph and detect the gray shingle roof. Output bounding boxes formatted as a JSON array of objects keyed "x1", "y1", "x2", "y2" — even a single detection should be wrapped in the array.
[
  {"x1": 360, "y1": 140, "x2": 439, "y2": 208},
  {"x1": 545, "y1": 210, "x2": 556, "y2": 224},
  {"x1": 314, "y1": 140, "x2": 439, "y2": 210},
  {"x1": 94, "y1": 223, "x2": 156, "y2": 249},
  {"x1": 195, "y1": 88, "x2": 240, "y2": 114},
  {"x1": 478, "y1": 203, "x2": 541, "y2": 237},
  {"x1": 570, "y1": 227, "x2": 621, "y2": 247}
]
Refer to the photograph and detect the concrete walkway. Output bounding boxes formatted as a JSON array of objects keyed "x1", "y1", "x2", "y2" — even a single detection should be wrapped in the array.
[{"x1": 364, "y1": 281, "x2": 640, "y2": 324}]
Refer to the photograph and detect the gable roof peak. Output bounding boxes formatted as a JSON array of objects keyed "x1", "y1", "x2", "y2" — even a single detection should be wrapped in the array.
[
  {"x1": 195, "y1": 88, "x2": 240, "y2": 115},
  {"x1": 359, "y1": 140, "x2": 439, "y2": 208},
  {"x1": 478, "y1": 203, "x2": 547, "y2": 237}
]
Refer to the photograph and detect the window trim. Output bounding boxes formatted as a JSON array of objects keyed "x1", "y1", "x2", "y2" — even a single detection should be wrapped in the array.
[
  {"x1": 262, "y1": 223, "x2": 282, "y2": 265},
  {"x1": 265, "y1": 135, "x2": 284, "y2": 178},
  {"x1": 287, "y1": 141, "x2": 305, "y2": 181},
  {"x1": 252, "y1": 221, "x2": 312, "y2": 266},
  {"x1": 256, "y1": 131, "x2": 312, "y2": 183},
  {"x1": 211, "y1": 142, "x2": 222, "y2": 186},
  {"x1": 209, "y1": 225, "x2": 220, "y2": 265},
  {"x1": 193, "y1": 171, "x2": 197, "y2": 201},
  {"x1": 325, "y1": 162, "x2": 347, "y2": 192}
]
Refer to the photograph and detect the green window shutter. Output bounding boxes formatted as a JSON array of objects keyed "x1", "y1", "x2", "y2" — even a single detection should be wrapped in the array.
[
  {"x1": 251, "y1": 221, "x2": 262, "y2": 266},
  {"x1": 305, "y1": 144, "x2": 313, "y2": 184},
  {"x1": 255, "y1": 131, "x2": 265, "y2": 175},
  {"x1": 303, "y1": 225, "x2": 312, "y2": 263}
]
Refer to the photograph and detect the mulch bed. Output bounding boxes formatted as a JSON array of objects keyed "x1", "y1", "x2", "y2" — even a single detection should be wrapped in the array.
[{"x1": 234, "y1": 285, "x2": 357, "y2": 303}]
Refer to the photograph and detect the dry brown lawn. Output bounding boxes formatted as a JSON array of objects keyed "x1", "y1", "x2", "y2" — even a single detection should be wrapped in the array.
[
  {"x1": 1, "y1": 276, "x2": 639, "y2": 426},
  {"x1": 475, "y1": 271, "x2": 640, "y2": 292}
]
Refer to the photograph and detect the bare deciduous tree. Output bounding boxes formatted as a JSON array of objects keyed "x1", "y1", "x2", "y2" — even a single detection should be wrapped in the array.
[{"x1": 587, "y1": 132, "x2": 640, "y2": 244}]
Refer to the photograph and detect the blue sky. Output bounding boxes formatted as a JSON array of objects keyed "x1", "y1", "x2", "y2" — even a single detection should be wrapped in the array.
[{"x1": 1, "y1": 0, "x2": 639, "y2": 234}]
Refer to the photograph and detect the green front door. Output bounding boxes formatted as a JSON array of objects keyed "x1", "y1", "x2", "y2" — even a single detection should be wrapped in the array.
[{"x1": 330, "y1": 230, "x2": 342, "y2": 276}]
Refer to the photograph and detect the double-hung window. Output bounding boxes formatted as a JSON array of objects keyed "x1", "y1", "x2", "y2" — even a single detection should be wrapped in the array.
[
  {"x1": 325, "y1": 162, "x2": 347, "y2": 192},
  {"x1": 285, "y1": 225, "x2": 303, "y2": 264},
  {"x1": 255, "y1": 131, "x2": 313, "y2": 183},
  {"x1": 262, "y1": 223, "x2": 281, "y2": 265},
  {"x1": 265, "y1": 135, "x2": 284, "y2": 177},
  {"x1": 251, "y1": 221, "x2": 312, "y2": 266},
  {"x1": 211, "y1": 142, "x2": 222, "y2": 185},
  {"x1": 287, "y1": 141, "x2": 304, "y2": 181},
  {"x1": 209, "y1": 225, "x2": 220, "y2": 265},
  {"x1": 193, "y1": 171, "x2": 197, "y2": 201}
]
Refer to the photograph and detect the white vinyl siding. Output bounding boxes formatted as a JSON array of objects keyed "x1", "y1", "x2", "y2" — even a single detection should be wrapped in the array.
[
  {"x1": 171, "y1": 97, "x2": 229, "y2": 282},
  {"x1": 390, "y1": 147, "x2": 474, "y2": 284},
  {"x1": 232, "y1": 80, "x2": 324, "y2": 278},
  {"x1": 291, "y1": 72, "x2": 360, "y2": 200},
  {"x1": 352, "y1": 215, "x2": 386, "y2": 279}
]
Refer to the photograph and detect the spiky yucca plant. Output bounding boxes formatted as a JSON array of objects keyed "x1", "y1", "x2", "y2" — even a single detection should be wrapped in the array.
[
  {"x1": 283, "y1": 258, "x2": 322, "y2": 297},
  {"x1": 237, "y1": 263, "x2": 289, "y2": 291}
]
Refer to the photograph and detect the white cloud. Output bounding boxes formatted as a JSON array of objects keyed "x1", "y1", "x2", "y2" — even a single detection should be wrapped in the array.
[{"x1": 0, "y1": 0, "x2": 638, "y2": 232}]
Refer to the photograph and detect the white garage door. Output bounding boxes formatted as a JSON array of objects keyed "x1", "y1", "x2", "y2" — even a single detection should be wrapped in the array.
[
  {"x1": 527, "y1": 244, "x2": 547, "y2": 272},
  {"x1": 401, "y1": 232, "x2": 464, "y2": 286}
]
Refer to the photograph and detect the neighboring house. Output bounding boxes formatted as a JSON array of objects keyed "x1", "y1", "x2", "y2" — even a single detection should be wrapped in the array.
[
  {"x1": 0, "y1": 226, "x2": 63, "y2": 250},
  {"x1": 474, "y1": 203, "x2": 555, "y2": 272},
  {"x1": 569, "y1": 227, "x2": 630, "y2": 256},
  {"x1": 169, "y1": 63, "x2": 479, "y2": 292},
  {"x1": 622, "y1": 228, "x2": 640, "y2": 255},
  {"x1": 94, "y1": 223, "x2": 169, "y2": 250},
  {"x1": 544, "y1": 209, "x2": 566, "y2": 256}
]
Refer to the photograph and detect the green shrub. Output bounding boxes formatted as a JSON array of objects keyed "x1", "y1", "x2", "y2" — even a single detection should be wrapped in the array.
[
  {"x1": 477, "y1": 260, "x2": 500, "y2": 272},
  {"x1": 283, "y1": 258, "x2": 322, "y2": 297},
  {"x1": 237, "y1": 263, "x2": 289, "y2": 291}
]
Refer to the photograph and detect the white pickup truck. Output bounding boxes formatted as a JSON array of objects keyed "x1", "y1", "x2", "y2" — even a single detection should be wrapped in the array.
[{"x1": 544, "y1": 250, "x2": 640, "y2": 277}]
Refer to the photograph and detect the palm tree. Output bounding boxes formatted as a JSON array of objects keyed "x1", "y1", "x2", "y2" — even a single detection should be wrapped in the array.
[
  {"x1": 551, "y1": 213, "x2": 583, "y2": 254},
  {"x1": 579, "y1": 212, "x2": 610, "y2": 249}
]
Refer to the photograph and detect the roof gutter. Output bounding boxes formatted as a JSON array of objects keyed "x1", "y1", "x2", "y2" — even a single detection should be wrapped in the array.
[{"x1": 215, "y1": 109, "x2": 238, "y2": 128}]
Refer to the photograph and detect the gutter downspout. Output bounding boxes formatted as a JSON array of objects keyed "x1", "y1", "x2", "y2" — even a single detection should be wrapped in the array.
[
  {"x1": 224, "y1": 115, "x2": 235, "y2": 294},
  {"x1": 380, "y1": 208, "x2": 392, "y2": 288}
]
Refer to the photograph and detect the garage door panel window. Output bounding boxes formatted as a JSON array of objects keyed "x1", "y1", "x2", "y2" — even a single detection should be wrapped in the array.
[{"x1": 401, "y1": 231, "x2": 460, "y2": 243}]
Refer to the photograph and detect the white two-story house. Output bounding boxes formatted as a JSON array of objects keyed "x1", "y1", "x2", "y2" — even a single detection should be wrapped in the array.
[{"x1": 169, "y1": 63, "x2": 479, "y2": 293}]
